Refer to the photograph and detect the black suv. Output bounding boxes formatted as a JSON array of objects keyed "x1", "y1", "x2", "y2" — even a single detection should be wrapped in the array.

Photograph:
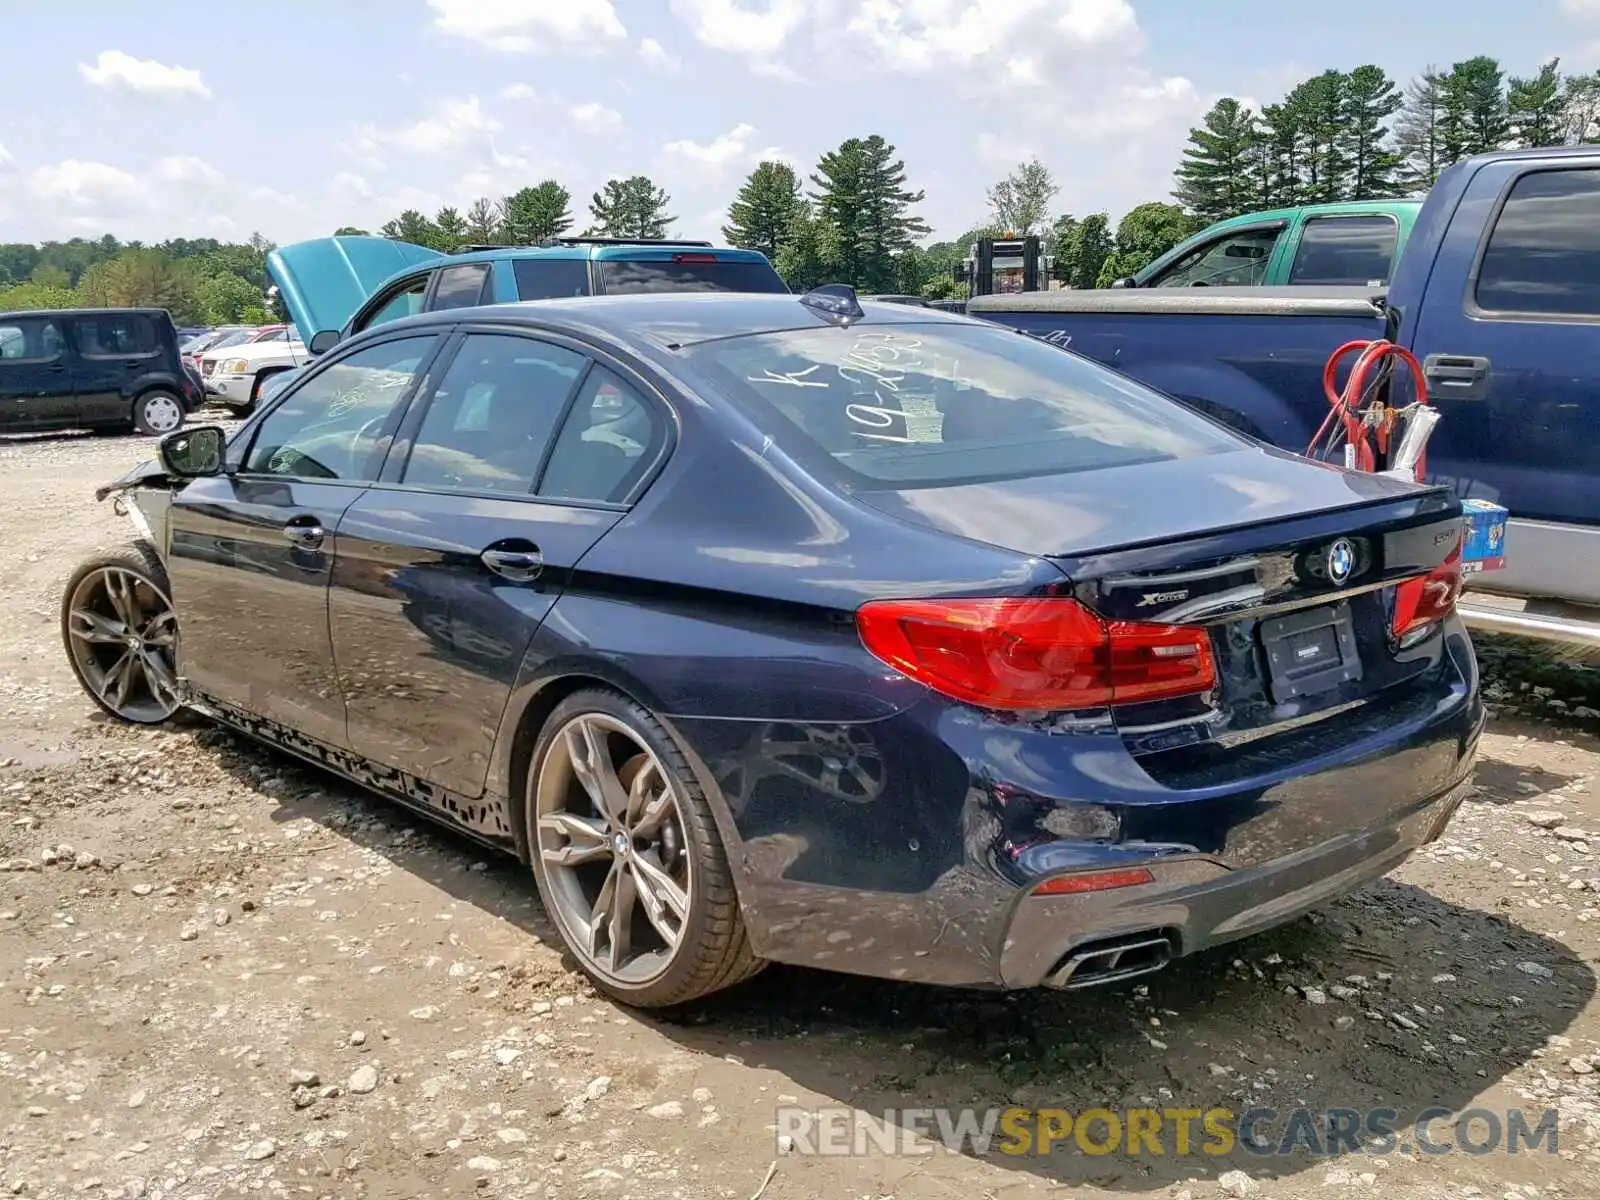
[{"x1": 0, "y1": 308, "x2": 201, "y2": 436}]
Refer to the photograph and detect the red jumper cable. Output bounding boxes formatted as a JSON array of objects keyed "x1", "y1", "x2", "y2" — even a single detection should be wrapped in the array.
[{"x1": 1306, "y1": 338, "x2": 1435, "y2": 481}]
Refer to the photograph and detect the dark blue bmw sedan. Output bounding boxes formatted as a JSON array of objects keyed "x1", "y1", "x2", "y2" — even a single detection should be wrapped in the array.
[{"x1": 64, "y1": 286, "x2": 1481, "y2": 1007}]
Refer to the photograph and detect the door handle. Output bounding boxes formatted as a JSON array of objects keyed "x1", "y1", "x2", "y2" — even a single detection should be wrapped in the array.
[
  {"x1": 480, "y1": 545, "x2": 544, "y2": 582},
  {"x1": 282, "y1": 516, "x2": 327, "y2": 549},
  {"x1": 48, "y1": 363, "x2": 66, "y2": 373},
  {"x1": 1421, "y1": 353, "x2": 1491, "y2": 401}
]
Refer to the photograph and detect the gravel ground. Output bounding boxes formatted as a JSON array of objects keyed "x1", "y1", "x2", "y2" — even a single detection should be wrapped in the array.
[{"x1": 2, "y1": 423, "x2": 1599, "y2": 1200}]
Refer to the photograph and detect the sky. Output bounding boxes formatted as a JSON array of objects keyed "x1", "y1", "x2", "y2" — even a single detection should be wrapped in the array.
[{"x1": 1, "y1": 0, "x2": 1598, "y2": 249}]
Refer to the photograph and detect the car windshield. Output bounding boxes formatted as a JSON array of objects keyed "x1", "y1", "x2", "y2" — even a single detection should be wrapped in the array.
[
  {"x1": 205, "y1": 330, "x2": 252, "y2": 352},
  {"x1": 683, "y1": 320, "x2": 1242, "y2": 488},
  {"x1": 599, "y1": 259, "x2": 787, "y2": 295}
]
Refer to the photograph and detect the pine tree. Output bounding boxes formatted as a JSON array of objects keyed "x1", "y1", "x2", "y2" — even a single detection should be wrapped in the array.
[
  {"x1": 465, "y1": 197, "x2": 501, "y2": 243},
  {"x1": 434, "y1": 206, "x2": 467, "y2": 251},
  {"x1": 1561, "y1": 72, "x2": 1600, "y2": 144},
  {"x1": 588, "y1": 176, "x2": 675, "y2": 240},
  {"x1": 1259, "y1": 101, "x2": 1304, "y2": 206},
  {"x1": 809, "y1": 135, "x2": 929, "y2": 293},
  {"x1": 1061, "y1": 213, "x2": 1112, "y2": 290},
  {"x1": 1173, "y1": 98, "x2": 1260, "y2": 222},
  {"x1": 987, "y1": 158, "x2": 1059, "y2": 234},
  {"x1": 722, "y1": 161, "x2": 803, "y2": 259},
  {"x1": 1341, "y1": 65, "x2": 1403, "y2": 199},
  {"x1": 381, "y1": 210, "x2": 443, "y2": 248},
  {"x1": 1287, "y1": 70, "x2": 1351, "y2": 204},
  {"x1": 1448, "y1": 56, "x2": 1509, "y2": 157},
  {"x1": 1508, "y1": 58, "x2": 1565, "y2": 148},
  {"x1": 501, "y1": 181, "x2": 574, "y2": 244},
  {"x1": 1396, "y1": 69, "x2": 1448, "y2": 191},
  {"x1": 771, "y1": 206, "x2": 841, "y2": 292}
]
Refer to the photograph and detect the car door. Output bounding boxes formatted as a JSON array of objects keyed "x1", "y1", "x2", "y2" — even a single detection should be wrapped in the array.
[
  {"x1": 0, "y1": 316, "x2": 70, "y2": 431},
  {"x1": 1409, "y1": 158, "x2": 1600, "y2": 533},
  {"x1": 329, "y1": 328, "x2": 669, "y2": 801},
  {"x1": 1283, "y1": 214, "x2": 1401, "y2": 286},
  {"x1": 1146, "y1": 222, "x2": 1288, "y2": 288},
  {"x1": 166, "y1": 331, "x2": 445, "y2": 748},
  {"x1": 69, "y1": 312, "x2": 163, "y2": 425},
  {"x1": 424, "y1": 262, "x2": 493, "y2": 312}
]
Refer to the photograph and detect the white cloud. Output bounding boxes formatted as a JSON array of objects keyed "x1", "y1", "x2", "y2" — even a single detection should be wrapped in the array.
[
  {"x1": 78, "y1": 50, "x2": 211, "y2": 99},
  {"x1": 428, "y1": 0, "x2": 627, "y2": 52},
  {"x1": 570, "y1": 101, "x2": 624, "y2": 133},
  {"x1": 30, "y1": 160, "x2": 145, "y2": 214},
  {"x1": 394, "y1": 96, "x2": 501, "y2": 155},
  {"x1": 500, "y1": 82, "x2": 539, "y2": 101},
  {"x1": 664, "y1": 122, "x2": 758, "y2": 169},
  {"x1": 153, "y1": 156, "x2": 226, "y2": 186},
  {"x1": 0, "y1": 142, "x2": 12, "y2": 168},
  {"x1": 669, "y1": 0, "x2": 808, "y2": 57},
  {"x1": 1563, "y1": 0, "x2": 1600, "y2": 15},
  {"x1": 638, "y1": 37, "x2": 681, "y2": 72}
]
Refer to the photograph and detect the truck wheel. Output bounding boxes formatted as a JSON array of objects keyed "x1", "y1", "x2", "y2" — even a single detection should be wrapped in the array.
[
  {"x1": 61, "y1": 541, "x2": 183, "y2": 725},
  {"x1": 237, "y1": 369, "x2": 280, "y2": 416},
  {"x1": 132, "y1": 390, "x2": 185, "y2": 436},
  {"x1": 526, "y1": 688, "x2": 765, "y2": 1008}
]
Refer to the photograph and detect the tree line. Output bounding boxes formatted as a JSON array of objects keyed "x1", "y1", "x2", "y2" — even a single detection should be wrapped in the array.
[{"x1": 6, "y1": 54, "x2": 1595, "y2": 323}]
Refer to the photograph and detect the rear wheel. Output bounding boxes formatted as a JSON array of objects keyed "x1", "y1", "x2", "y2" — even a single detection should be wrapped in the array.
[
  {"x1": 526, "y1": 689, "x2": 764, "y2": 1007},
  {"x1": 60, "y1": 542, "x2": 183, "y2": 724},
  {"x1": 132, "y1": 390, "x2": 184, "y2": 436}
]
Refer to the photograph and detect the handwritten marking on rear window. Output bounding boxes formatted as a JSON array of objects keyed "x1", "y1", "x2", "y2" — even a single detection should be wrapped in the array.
[
  {"x1": 838, "y1": 332, "x2": 924, "y2": 394},
  {"x1": 747, "y1": 365, "x2": 828, "y2": 389}
]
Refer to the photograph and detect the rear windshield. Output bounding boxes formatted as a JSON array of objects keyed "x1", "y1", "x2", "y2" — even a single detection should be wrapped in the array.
[
  {"x1": 684, "y1": 321, "x2": 1241, "y2": 488},
  {"x1": 599, "y1": 259, "x2": 788, "y2": 295}
]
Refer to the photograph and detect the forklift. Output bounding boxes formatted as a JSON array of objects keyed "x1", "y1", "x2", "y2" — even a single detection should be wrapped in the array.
[{"x1": 953, "y1": 233, "x2": 1052, "y2": 300}]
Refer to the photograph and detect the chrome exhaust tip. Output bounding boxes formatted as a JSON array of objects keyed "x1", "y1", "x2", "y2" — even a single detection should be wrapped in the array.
[{"x1": 1043, "y1": 933, "x2": 1175, "y2": 990}]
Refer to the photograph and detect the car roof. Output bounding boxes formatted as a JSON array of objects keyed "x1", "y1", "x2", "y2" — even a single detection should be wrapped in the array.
[
  {"x1": 0, "y1": 307, "x2": 169, "y2": 320},
  {"x1": 439, "y1": 242, "x2": 775, "y2": 268},
  {"x1": 373, "y1": 292, "x2": 974, "y2": 351},
  {"x1": 1203, "y1": 199, "x2": 1426, "y2": 229}
]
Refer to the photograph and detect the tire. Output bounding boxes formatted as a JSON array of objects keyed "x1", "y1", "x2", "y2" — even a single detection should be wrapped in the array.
[
  {"x1": 60, "y1": 541, "x2": 184, "y2": 725},
  {"x1": 526, "y1": 688, "x2": 765, "y2": 1008},
  {"x1": 132, "y1": 390, "x2": 185, "y2": 436},
  {"x1": 236, "y1": 369, "x2": 281, "y2": 417}
]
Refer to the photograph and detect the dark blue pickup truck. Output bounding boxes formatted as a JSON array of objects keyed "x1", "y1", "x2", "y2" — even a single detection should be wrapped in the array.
[{"x1": 971, "y1": 146, "x2": 1600, "y2": 648}]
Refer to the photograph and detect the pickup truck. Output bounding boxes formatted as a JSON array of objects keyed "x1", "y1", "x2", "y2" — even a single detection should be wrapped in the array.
[
  {"x1": 970, "y1": 147, "x2": 1600, "y2": 649},
  {"x1": 1117, "y1": 199, "x2": 1423, "y2": 289}
]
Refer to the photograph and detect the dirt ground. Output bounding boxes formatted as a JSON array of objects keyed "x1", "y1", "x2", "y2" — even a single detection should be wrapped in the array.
[{"x1": 2, "y1": 425, "x2": 1599, "y2": 1200}]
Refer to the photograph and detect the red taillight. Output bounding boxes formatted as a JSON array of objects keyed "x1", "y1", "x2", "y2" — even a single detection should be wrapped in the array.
[
  {"x1": 1031, "y1": 867, "x2": 1154, "y2": 896},
  {"x1": 1392, "y1": 536, "x2": 1464, "y2": 638},
  {"x1": 855, "y1": 597, "x2": 1216, "y2": 711},
  {"x1": 673, "y1": 253, "x2": 718, "y2": 263}
]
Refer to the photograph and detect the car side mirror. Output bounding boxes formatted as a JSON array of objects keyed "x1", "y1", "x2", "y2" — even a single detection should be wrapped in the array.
[
  {"x1": 1109, "y1": 276, "x2": 1137, "y2": 289},
  {"x1": 159, "y1": 425, "x2": 226, "y2": 478},
  {"x1": 308, "y1": 329, "x2": 341, "y2": 356}
]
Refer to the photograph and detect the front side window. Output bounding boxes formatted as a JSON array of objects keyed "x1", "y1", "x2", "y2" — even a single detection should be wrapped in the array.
[
  {"x1": 402, "y1": 334, "x2": 587, "y2": 494},
  {"x1": 1477, "y1": 168, "x2": 1600, "y2": 316},
  {"x1": 358, "y1": 274, "x2": 432, "y2": 331},
  {"x1": 244, "y1": 336, "x2": 435, "y2": 481},
  {"x1": 512, "y1": 258, "x2": 591, "y2": 300},
  {"x1": 0, "y1": 317, "x2": 64, "y2": 361},
  {"x1": 538, "y1": 367, "x2": 667, "y2": 503},
  {"x1": 685, "y1": 321, "x2": 1241, "y2": 488},
  {"x1": 1288, "y1": 216, "x2": 1399, "y2": 285},
  {"x1": 1150, "y1": 228, "x2": 1281, "y2": 287},
  {"x1": 430, "y1": 264, "x2": 492, "y2": 311},
  {"x1": 77, "y1": 313, "x2": 158, "y2": 357}
]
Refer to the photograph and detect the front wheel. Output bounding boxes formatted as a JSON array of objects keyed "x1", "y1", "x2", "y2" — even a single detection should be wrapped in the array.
[
  {"x1": 133, "y1": 390, "x2": 184, "y2": 435},
  {"x1": 527, "y1": 689, "x2": 765, "y2": 1007},
  {"x1": 60, "y1": 542, "x2": 183, "y2": 724}
]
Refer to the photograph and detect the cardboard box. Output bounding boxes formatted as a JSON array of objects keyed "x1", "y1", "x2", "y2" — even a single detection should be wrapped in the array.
[{"x1": 1461, "y1": 498, "x2": 1508, "y2": 573}]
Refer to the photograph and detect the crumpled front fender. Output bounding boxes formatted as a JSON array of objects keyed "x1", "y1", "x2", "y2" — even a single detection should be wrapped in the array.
[{"x1": 95, "y1": 459, "x2": 176, "y2": 561}]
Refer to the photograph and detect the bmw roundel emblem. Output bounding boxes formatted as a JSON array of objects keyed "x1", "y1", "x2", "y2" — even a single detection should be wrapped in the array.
[{"x1": 1326, "y1": 538, "x2": 1357, "y2": 586}]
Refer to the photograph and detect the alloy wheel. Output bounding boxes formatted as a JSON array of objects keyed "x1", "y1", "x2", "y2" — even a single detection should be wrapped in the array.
[
  {"x1": 64, "y1": 566, "x2": 181, "y2": 723},
  {"x1": 534, "y1": 712, "x2": 692, "y2": 986}
]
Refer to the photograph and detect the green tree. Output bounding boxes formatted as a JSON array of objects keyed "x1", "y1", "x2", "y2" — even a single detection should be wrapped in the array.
[
  {"x1": 986, "y1": 157, "x2": 1058, "y2": 235},
  {"x1": 381, "y1": 209, "x2": 444, "y2": 248},
  {"x1": 333, "y1": 225, "x2": 371, "y2": 237},
  {"x1": 502, "y1": 181, "x2": 574, "y2": 244},
  {"x1": 29, "y1": 264, "x2": 72, "y2": 290},
  {"x1": 1445, "y1": 56, "x2": 1509, "y2": 158},
  {"x1": 1341, "y1": 65, "x2": 1403, "y2": 199},
  {"x1": 723, "y1": 161, "x2": 804, "y2": 259},
  {"x1": 1046, "y1": 214, "x2": 1078, "y2": 285},
  {"x1": 1174, "y1": 98, "x2": 1261, "y2": 222},
  {"x1": 0, "y1": 281, "x2": 76, "y2": 310},
  {"x1": 1562, "y1": 71, "x2": 1600, "y2": 144},
  {"x1": 1508, "y1": 58, "x2": 1565, "y2": 148},
  {"x1": 1286, "y1": 70, "x2": 1350, "y2": 203},
  {"x1": 465, "y1": 197, "x2": 501, "y2": 243},
  {"x1": 810, "y1": 134, "x2": 929, "y2": 293},
  {"x1": 0, "y1": 244, "x2": 43, "y2": 285},
  {"x1": 771, "y1": 206, "x2": 841, "y2": 292},
  {"x1": 194, "y1": 272, "x2": 264, "y2": 324},
  {"x1": 1099, "y1": 203, "x2": 1200, "y2": 285},
  {"x1": 1060, "y1": 213, "x2": 1113, "y2": 290},
  {"x1": 1396, "y1": 68, "x2": 1449, "y2": 191},
  {"x1": 434, "y1": 207, "x2": 468, "y2": 250},
  {"x1": 78, "y1": 250, "x2": 202, "y2": 323},
  {"x1": 588, "y1": 176, "x2": 674, "y2": 240},
  {"x1": 1258, "y1": 101, "x2": 1305, "y2": 206}
]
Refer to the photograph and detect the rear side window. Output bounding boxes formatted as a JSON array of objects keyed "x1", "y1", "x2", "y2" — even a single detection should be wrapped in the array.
[
  {"x1": 512, "y1": 258, "x2": 591, "y2": 300},
  {"x1": 401, "y1": 334, "x2": 587, "y2": 494},
  {"x1": 77, "y1": 313, "x2": 159, "y2": 357},
  {"x1": 1150, "y1": 228, "x2": 1280, "y2": 287},
  {"x1": 539, "y1": 367, "x2": 667, "y2": 503},
  {"x1": 685, "y1": 322, "x2": 1240, "y2": 488},
  {"x1": 1477, "y1": 168, "x2": 1600, "y2": 316},
  {"x1": 0, "y1": 317, "x2": 65, "y2": 360},
  {"x1": 598, "y1": 258, "x2": 788, "y2": 295},
  {"x1": 1288, "y1": 216, "x2": 1398, "y2": 285},
  {"x1": 431, "y1": 263, "x2": 491, "y2": 311}
]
